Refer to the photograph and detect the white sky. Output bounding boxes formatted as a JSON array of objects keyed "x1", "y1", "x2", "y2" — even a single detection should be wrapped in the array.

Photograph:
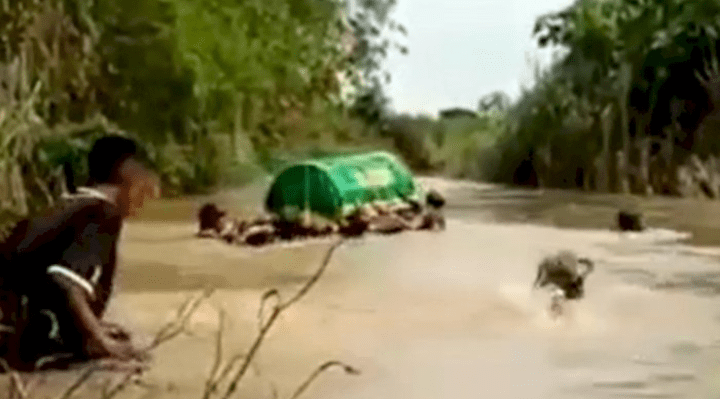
[{"x1": 383, "y1": 0, "x2": 574, "y2": 116}]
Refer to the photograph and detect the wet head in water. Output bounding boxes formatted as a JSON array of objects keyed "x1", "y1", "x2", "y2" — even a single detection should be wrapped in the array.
[
  {"x1": 617, "y1": 210, "x2": 644, "y2": 232},
  {"x1": 339, "y1": 208, "x2": 370, "y2": 238},
  {"x1": 426, "y1": 189, "x2": 446, "y2": 209},
  {"x1": 197, "y1": 203, "x2": 228, "y2": 237},
  {"x1": 533, "y1": 250, "x2": 594, "y2": 306}
]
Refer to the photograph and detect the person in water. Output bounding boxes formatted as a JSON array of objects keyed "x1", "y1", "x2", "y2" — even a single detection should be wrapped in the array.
[
  {"x1": 367, "y1": 203, "x2": 414, "y2": 234},
  {"x1": 0, "y1": 135, "x2": 158, "y2": 370},
  {"x1": 395, "y1": 190, "x2": 446, "y2": 232},
  {"x1": 533, "y1": 250, "x2": 594, "y2": 316},
  {"x1": 196, "y1": 203, "x2": 245, "y2": 243}
]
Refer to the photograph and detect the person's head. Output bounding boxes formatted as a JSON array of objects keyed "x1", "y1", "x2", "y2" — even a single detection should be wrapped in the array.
[
  {"x1": 564, "y1": 277, "x2": 585, "y2": 300},
  {"x1": 256, "y1": 213, "x2": 274, "y2": 225},
  {"x1": 375, "y1": 203, "x2": 391, "y2": 215},
  {"x1": 360, "y1": 204, "x2": 377, "y2": 218},
  {"x1": 198, "y1": 203, "x2": 227, "y2": 232},
  {"x1": 426, "y1": 189, "x2": 446, "y2": 209},
  {"x1": 577, "y1": 257, "x2": 594, "y2": 277},
  {"x1": 88, "y1": 135, "x2": 159, "y2": 217},
  {"x1": 406, "y1": 199, "x2": 422, "y2": 213}
]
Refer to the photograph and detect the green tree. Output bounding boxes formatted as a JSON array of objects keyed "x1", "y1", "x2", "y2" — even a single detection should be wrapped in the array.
[{"x1": 502, "y1": 0, "x2": 720, "y2": 195}]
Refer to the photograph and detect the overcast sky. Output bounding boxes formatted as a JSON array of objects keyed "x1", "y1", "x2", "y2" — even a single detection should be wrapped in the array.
[{"x1": 383, "y1": 0, "x2": 574, "y2": 116}]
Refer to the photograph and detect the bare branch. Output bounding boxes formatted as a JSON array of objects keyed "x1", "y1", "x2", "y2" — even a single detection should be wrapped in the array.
[
  {"x1": 0, "y1": 358, "x2": 31, "y2": 399},
  {"x1": 258, "y1": 289, "x2": 281, "y2": 329},
  {"x1": 51, "y1": 288, "x2": 215, "y2": 399},
  {"x1": 56, "y1": 359, "x2": 149, "y2": 399},
  {"x1": 57, "y1": 365, "x2": 100, "y2": 399},
  {"x1": 100, "y1": 369, "x2": 141, "y2": 399},
  {"x1": 147, "y1": 288, "x2": 215, "y2": 351},
  {"x1": 218, "y1": 239, "x2": 345, "y2": 399},
  {"x1": 100, "y1": 378, "x2": 112, "y2": 397},
  {"x1": 204, "y1": 308, "x2": 226, "y2": 396},
  {"x1": 279, "y1": 239, "x2": 345, "y2": 311},
  {"x1": 148, "y1": 295, "x2": 197, "y2": 344},
  {"x1": 204, "y1": 352, "x2": 246, "y2": 397},
  {"x1": 289, "y1": 361, "x2": 361, "y2": 399},
  {"x1": 99, "y1": 288, "x2": 215, "y2": 398}
]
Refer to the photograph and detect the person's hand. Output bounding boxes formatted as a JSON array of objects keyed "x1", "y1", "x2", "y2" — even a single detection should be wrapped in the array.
[
  {"x1": 101, "y1": 321, "x2": 132, "y2": 342},
  {"x1": 101, "y1": 336, "x2": 149, "y2": 362},
  {"x1": 85, "y1": 334, "x2": 148, "y2": 362}
]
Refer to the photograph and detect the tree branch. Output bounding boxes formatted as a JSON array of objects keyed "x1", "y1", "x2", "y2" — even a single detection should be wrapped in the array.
[
  {"x1": 147, "y1": 287, "x2": 215, "y2": 351},
  {"x1": 0, "y1": 358, "x2": 34, "y2": 399},
  {"x1": 214, "y1": 239, "x2": 345, "y2": 399},
  {"x1": 289, "y1": 360, "x2": 360, "y2": 399}
]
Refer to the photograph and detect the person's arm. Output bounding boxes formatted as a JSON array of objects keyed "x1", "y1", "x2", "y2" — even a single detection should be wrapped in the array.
[
  {"x1": 46, "y1": 204, "x2": 143, "y2": 361},
  {"x1": 51, "y1": 273, "x2": 140, "y2": 360}
]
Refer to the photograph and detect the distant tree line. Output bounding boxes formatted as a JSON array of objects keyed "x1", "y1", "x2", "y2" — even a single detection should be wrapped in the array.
[{"x1": 381, "y1": 0, "x2": 720, "y2": 200}]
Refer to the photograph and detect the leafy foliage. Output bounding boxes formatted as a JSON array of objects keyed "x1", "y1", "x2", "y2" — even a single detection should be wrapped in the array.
[
  {"x1": 0, "y1": 0, "x2": 404, "y2": 223},
  {"x1": 494, "y1": 0, "x2": 720, "y2": 194}
]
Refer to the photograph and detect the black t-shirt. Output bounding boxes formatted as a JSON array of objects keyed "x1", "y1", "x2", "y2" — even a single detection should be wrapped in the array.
[{"x1": 5, "y1": 189, "x2": 122, "y2": 318}]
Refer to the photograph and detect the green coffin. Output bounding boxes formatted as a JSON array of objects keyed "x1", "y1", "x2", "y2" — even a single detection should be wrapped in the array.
[{"x1": 265, "y1": 151, "x2": 422, "y2": 220}]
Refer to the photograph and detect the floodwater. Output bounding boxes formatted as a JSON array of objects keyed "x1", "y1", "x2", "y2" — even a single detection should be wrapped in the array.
[{"x1": 16, "y1": 177, "x2": 720, "y2": 398}]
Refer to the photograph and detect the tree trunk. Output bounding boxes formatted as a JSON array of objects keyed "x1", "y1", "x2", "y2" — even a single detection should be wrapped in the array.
[
  {"x1": 618, "y1": 62, "x2": 632, "y2": 194},
  {"x1": 535, "y1": 143, "x2": 551, "y2": 187},
  {"x1": 616, "y1": 150, "x2": 627, "y2": 194},
  {"x1": 598, "y1": 105, "x2": 612, "y2": 192},
  {"x1": 593, "y1": 154, "x2": 604, "y2": 191},
  {"x1": 231, "y1": 94, "x2": 242, "y2": 162},
  {"x1": 638, "y1": 136, "x2": 652, "y2": 195},
  {"x1": 662, "y1": 129, "x2": 676, "y2": 194}
]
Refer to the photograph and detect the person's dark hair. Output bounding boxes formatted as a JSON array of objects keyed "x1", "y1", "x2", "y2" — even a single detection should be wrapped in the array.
[
  {"x1": 87, "y1": 135, "x2": 138, "y2": 184},
  {"x1": 564, "y1": 278, "x2": 585, "y2": 300},
  {"x1": 198, "y1": 203, "x2": 226, "y2": 231}
]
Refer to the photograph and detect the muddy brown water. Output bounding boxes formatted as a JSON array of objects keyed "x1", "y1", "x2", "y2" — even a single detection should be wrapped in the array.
[{"x1": 13, "y1": 177, "x2": 720, "y2": 399}]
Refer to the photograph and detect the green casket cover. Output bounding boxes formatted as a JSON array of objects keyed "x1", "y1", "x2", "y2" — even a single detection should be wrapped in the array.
[{"x1": 265, "y1": 151, "x2": 423, "y2": 220}]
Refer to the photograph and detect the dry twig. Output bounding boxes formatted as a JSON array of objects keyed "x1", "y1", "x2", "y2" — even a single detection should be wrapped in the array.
[
  {"x1": 204, "y1": 308, "x2": 226, "y2": 396},
  {"x1": 53, "y1": 287, "x2": 215, "y2": 399},
  {"x1": 57, "y1": 365, "x2": 100, "y2": 399},
  {"x1": 0, "y1": 358, "x2": 35, "y2": 399},
  {"x1": 289, "y1": 361, "x2": 360, "y2": 399},
  {"x1": 97, "y1": 288, "x2": 216, "y2": 399},
  {"x1": 100, "y1": 369, "x2": 140, "y2": 399},
  {"x1": 220, "y1": 240, "x2": 343, "y2": 399},
  {"x1": 201, "y1": 239, "x2": 345, "y2": 399},
  {"x1": 148, "y1": 287, "x2": 215, "y2": 351}
]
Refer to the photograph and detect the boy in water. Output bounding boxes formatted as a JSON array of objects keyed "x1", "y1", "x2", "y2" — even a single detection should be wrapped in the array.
[
  {"x1": 533, "y1": 250, "x2": 594, "y2": 316},
  {"x1": 196, "y1": 203, "x2": 243, "y2": 243},
  {"x1": 0, "y1": 135, "x2": 158, "y2": 370}
]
